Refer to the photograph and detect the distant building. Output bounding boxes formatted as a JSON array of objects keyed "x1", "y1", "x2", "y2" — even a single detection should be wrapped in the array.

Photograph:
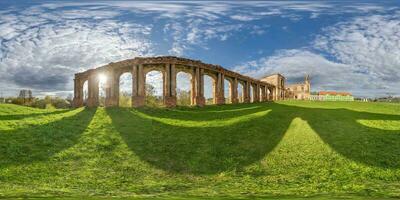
[
  {"x1": 261, "y1": 74, "x2": 311, "y2": 100},
  {"x1": 285, "y1": 75, "x2": 311, "y2": 100},
  {"x1": 310, "y1": 91, "x2": 354, "y2": 101}
]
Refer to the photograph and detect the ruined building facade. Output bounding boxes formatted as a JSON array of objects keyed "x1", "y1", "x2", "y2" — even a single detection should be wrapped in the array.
[
  {"x1": 285, "y1": 75, "x2": 311, "y2": 100},
  {"x1": 73, "y1": 56, "x2": 277, "y2": 108},
  {"x1": 260, "y1": 74, "x2": 311, "y2": 100},
  {"x1": 72, "y1": 56, "x2": 311, "y2": 108}
]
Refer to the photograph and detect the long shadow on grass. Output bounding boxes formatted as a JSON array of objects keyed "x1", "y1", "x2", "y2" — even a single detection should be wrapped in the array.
[
  {"x1": 108, "y1": 102, "x2": 400, "y2": 173},
  {"x1": 298, "y1": 106, "x2": 400, "y2": 169},
  {"x1": 0, "y1": 108, "x2": 96, "y2": 167},
  {"x1": 107, "y1": 103, "x2": 294, "y2": 174},
  {"x1": 0, "y1": 109, "x2": 71, "y2": 120}
]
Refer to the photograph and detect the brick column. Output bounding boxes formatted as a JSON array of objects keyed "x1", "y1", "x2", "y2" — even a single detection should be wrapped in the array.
[
  {"x1": 164, "y1": 63, "x2": 177, "y2": 107},
  {"x1": 191, "y1": 72, "x2": 196, "y2": 105},
  {"x1": 254, "y1": 84, "x2": 260, "y2": 102},
  {"x1": 216, "y1": 72, "x2": 225, "y2": 105},
  {"x1": 73, "y1": 77, "x2": 84, "y2": 107},
  {"x1": 273, "y1": 87, "x2": 278, "y2": 101},
  {"x1": 132, "y1": 64, "x2": 145, "y2": 107},
  {"x1": 244, "y1": 81, "x2": 250, "y2": 103},
  {"x1": 87, "y1": 73, "x2": 99, "y2": 107},
  {"x1": 193, "y1": 67, "x2": 205, "y2": 106},
  {"x1": 105, "y1": 70, "x2": 119, "y2": 107},
  {"x1": 231, "y1": 78, "x2": 238, "y2": 104}
]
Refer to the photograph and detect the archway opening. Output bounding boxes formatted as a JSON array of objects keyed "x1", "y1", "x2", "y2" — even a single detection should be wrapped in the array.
[
  {"x1": 249, "y1": 85, "x2": 254, "y2": 103},
  {"x1": 237, "y1": 82, "x2": 244, "y2": 103},
  {"x1": 204, "y1": 75, "x2": 215, "y2": 105},
  {"x1": 224, "y1": 79, "x2": 231, "y2": 104},
  {"x1": 145, "y1": 70, "x2": 164, "y2": 107},
  {"x1": 98, "y1": 74, "x2": 107, "y2": 107},
  {"x1": 176, "y1": 71, "x2": 192, "y2": 106},
  {"x1": 83, "y1": 80, "x2": 88, "y2": 106},
  {"x1": 119, "y1": 73, "x2": 132, "y2": 107}
]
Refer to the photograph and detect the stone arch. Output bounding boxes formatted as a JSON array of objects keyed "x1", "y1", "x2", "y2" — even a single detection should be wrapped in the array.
[
  {"x1": 175, "y1": 65, "x2": 195, "y2": 106},
  {"x1": 249, "y1": 84, "x2": 254, "y2": 103},
  {"x1": 118, "y1": 72, "x2": 133, "y2": 107},
  {"x1": 143, "y1": 64, "x2": 166, "y2": 75},
  {"x1": 203, "y1": 73, "x2": 217, "y2": 105},
  {"x1": 224, "y1": 77, "x2": 233, "y2": 104},
  {"x1": 82, "y1": 79, "x2": 88, "y2": 106},
  {"x1": 145, "y1": 69, "x2": 164, "y2": 107},
  {"x1": 176, "y1": 71, "x2": 193, "y2": 106},
  {"x1": 97, "y1": 74, "x2": 106, "y2": 107},
  {"x1": 237, "y1": 81, "x2": 245, "y2": 103}
]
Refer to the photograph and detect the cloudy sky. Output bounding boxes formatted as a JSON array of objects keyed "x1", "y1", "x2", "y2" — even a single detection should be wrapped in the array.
[{"x1": 0, "y1": 1, "x2": 399, "y2": 98}]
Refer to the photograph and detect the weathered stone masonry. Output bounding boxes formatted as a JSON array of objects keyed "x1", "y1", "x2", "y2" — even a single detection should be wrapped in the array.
[{"x1": 73, "y1": 56, "x2": 277, "y2": 108}]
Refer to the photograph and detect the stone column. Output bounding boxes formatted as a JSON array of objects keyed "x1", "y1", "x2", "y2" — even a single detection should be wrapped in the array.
[
  {"x1": 244, "y1": 81, "x2": 250, "y2": 103},
  {"x1": 273, "y1": 87, "x2": 277, "y2": 101},
  {"x1": 254, "y1": 84, "x2": 260, "y2": 102},
  {"x1": 164, "y1": 63, "x2": 177, "y2": 107},
  {"x1": 267, "y1": 87, "x2": 272, "y2": 101},
  {"x1": 73, "y1": 77, "x2": 83, "y2": 107},
  {"x1": 87, "y1": 72, "x2": 99, "y2": 107},
  {"x1": 193, "y1": 67, "x2": 205, "y2": 106},
  {"x1": 231, "y1": 78, "x2": 238, "y2": 104},
  {"x1": 191, "y1": 72, "x2": 196, "y2": 105},
  {"x1": 132, "y1": 64, "x2": 145, "y2": 107},
  {"x1": 216, "y1": 72, "x2": 225, "y2": 105},
  {"x1": 105, "y1": 70, "x2": 119, "y2": 107},
  {"x1": 261, "y1": 86, "x2": 266, "y2": 102},
  {"x1": 114, "y1": 74, "x2": 120, "y2": 106}
]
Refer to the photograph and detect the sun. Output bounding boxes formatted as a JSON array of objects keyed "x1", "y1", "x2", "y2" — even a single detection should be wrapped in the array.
[{"x1": 98, "y1": 74, "x2": 107, "y2": 83}]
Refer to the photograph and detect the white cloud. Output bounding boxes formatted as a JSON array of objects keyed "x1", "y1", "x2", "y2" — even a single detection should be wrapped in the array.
[
  {"x1": 235, "y1": 49, "x2": 362, "y2": 88},
  {"x1": 235, "y1": 12, "x2": 400, "y2": 97},
  {"x1": 230, "y1": 14, "x2": 260, "y2": 21},
  {"x1": 314, "y1": 14, "x2": 400, "y2": 84},
  {"x1": 0, "y1": 4, "x2": 153, "y2": 97},
  {"x1": 0, "y1": 1, "x2": 397, "y2": 97}
]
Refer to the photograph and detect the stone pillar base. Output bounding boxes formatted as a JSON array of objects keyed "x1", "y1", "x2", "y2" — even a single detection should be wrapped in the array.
[
  {"x1": 72, "y1": 98, "x2": 83, "y2": 108},
  {"x1": 216, "y1": 96, "x2": 225, "y2": 105},
  {"x1": 105, "y1": 97, "x2": 118, "y2": 107},
  {"x1": 87, "y1": 98, "x2": 98, "y2": 108},
  {"x1": 164, "y1": 96, "x2": 177, "y2": 108},
  {"x1": 231, "y1": 97, "x2": 239, "y2": 104},
  {"x1": 194, "y1": 96, "x2": 205, "y2": 107},
  {"x1": 132, "y1": 96, "x2": 145, "y2": 108}
]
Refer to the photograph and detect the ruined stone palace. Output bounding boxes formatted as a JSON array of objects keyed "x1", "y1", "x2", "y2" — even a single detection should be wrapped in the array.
[
  {"x1": 284, "y1": 75, "x2": 311, "y2": 100},
  {"x1": 72, "y1": 56, "x2": 307, "y2": 108}
]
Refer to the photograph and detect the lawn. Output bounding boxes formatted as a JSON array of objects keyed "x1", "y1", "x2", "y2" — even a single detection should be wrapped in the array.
[{"x1": 0, "y1": 101, "x2": 399, "y2": 199}]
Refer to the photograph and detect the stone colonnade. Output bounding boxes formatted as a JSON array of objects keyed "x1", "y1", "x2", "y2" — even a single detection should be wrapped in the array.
[{"x1": 73, "y1": 56, "x2": 276, "y2": 108}]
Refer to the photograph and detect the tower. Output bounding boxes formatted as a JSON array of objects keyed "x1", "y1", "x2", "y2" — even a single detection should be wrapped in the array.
[{"x1": 304, "y1": 75, "x2": 311, "y2": 99}]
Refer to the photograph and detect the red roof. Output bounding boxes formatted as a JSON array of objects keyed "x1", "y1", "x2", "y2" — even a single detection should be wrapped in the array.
[{"x1": 318, "y1": 91, "x2": 352, "y2": 96}]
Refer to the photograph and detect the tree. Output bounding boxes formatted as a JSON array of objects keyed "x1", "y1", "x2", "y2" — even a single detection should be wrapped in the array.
[
  {"x1": 145, "y1": 84, "x2": 163, "y2": 107},
  {"x1": 177, "y1": 89, "x2": 191, "y2": 106}
]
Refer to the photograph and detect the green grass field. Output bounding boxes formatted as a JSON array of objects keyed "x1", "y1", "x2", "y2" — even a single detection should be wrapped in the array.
[{"x1": 0, "y1": 101, "x2": 399, "y2": 199}]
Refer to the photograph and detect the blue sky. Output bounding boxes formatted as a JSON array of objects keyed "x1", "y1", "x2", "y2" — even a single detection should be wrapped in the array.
[{"x1": 0, "y1": 1, "x2": 399, "y2": 98}]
